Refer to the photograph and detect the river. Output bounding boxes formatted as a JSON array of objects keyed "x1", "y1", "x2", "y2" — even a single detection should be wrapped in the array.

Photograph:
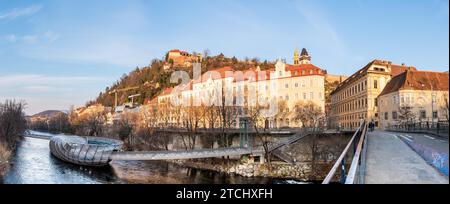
[{"x1": 1, "y1": 131, "x2": 302, "y2": 184}]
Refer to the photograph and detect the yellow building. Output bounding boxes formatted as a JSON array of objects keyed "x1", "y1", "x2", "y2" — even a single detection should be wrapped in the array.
[
  {"x1": 329, "y1": 60, "x2": 416, "y2": 130},
  {"x1": 378, "y1": 71, "x2": 449, "y2": 129}
]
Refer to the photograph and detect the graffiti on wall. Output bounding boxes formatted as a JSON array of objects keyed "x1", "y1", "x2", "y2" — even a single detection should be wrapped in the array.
[{"x1": 399, "y1": 137, "x2": 449, "y2": 177}]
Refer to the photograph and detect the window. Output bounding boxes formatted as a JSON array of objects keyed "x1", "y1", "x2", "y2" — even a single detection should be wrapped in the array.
[
  {"x1": 309, "y1": 70, "x2": 313, "y2": 74},
  {"x1": 285, "y1": 95, "x2": 289, "y2": 100},
  {"x1": 374, "y1": 80, "x2": 378, "y2": 89},
  {"x1": 303, "y1": 93, "x2": 307, "y2": 99},
  {"x1": 279, "y1": 71, "x2": 282, "y2": 76},
  {"x1": 301, "y1": 70, "x2": 305, "y2": 75},
  {"x1": 384, "y1": 112, "x2": 388, "y2": 120},
  {"x1": 420, "y1": 110, "x2": 426, "y2": 119},
  {"x1": 295, "y1": 93, "x2": 299, "y2": 99},
  {"x1": 375, "y1": 113, "x2": 378, "y2": 118},
  {"x1": 310, "y1": 92, "x2": 314, "y2": 99},
  {"x1": 285, "y1": 83, "x2": 289, "y2": 88},
  {"x1": 433, "y1": 111, "x2": 438, "y2": 119},
  {"x1": 295, "y1": 83, "x2": 299, "y2": 87},
  {"x1": 375, "y1": 98, "x2": 378, "y2": 107},
  {"x1": 392, "y1": 111, "x2": 398, "y2": 120}
]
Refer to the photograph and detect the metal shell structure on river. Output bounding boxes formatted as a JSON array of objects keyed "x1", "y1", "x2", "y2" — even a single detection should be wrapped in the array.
[{"x1": 49, "y1": 136, "x2": 123, "y2": 167}]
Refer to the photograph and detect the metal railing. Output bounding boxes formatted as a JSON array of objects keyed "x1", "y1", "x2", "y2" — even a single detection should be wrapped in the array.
[
  {"x1": 387, "y1": 121, "x2": 449, "y2": 138},
  {"x1": 322, "y1": 121, "x2": 368, "y2": 184}
]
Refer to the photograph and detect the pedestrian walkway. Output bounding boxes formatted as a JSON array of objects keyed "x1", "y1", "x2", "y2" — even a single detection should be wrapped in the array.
[{"x1": 365, "y1": 131, "x2": 448, "y2": 184}]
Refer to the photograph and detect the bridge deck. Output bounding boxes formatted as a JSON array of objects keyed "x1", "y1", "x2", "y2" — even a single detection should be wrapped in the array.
[
  {"x1": 110, "y1": 148, "x2": 263, "y2": 161},
  {"x1": 365, "y1": 131, "x2": 448, "y2": 184}
]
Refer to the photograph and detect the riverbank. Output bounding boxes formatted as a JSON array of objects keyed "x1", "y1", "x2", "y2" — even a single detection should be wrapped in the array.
[{"x1": 0, "y1": 144, "x2": 11, "y2": 178}]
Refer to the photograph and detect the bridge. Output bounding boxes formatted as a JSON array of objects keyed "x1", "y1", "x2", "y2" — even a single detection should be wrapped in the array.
[
  {"x1": 322, "y1": 122, "x2": 449, "y2": 184},
  {"x1": 110, "y1": 147, "x2": 258, "y2": 161},
  {"x1": 110, "y1": 130, "x2": 315, "y2": 162},
  {"x1": 27, "y1": 129, "x2": 316, "y2": 166}
]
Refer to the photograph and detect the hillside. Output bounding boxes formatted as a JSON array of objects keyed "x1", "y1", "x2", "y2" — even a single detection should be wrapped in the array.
[
  {"x1": 31, "y1": 110, "x2": 66, "y2": 118},
  {"x1": 89, "y1": 52, "x2": 275, "y2": 107}
]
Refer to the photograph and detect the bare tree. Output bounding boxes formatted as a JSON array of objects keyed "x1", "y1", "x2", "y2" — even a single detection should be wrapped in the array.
[
  {"x1": 274, "y1": 100, "x2": 289, "y2": 128},
  {"x1": 441, "y1": 93, "x2": 449, "y2": 123},
  {"x1": 48, "y1": 112, "x2": 72, "y2": 133},
  {"x1": 294, "y1": 101, "x2": 324, "y2": 129},
  {"x1": 157, "y1": 101, "x2": 173, "y2": 128},
  {"x1": 69, "y1": 107, "x2": 108, "y2": 136},
  {"x1": 114, "y1": 112, "x2": 139, "y2": 150},
  {"x1": 247, "y1": 103, "x2": 274, "y2": 170},
  {"x1": 397, "y1": 105, "x2": 416, "y2": 126},
  {"x1": 180, "y1": 106, "x2": 202, "y2": 150},
  {"x1": 0, "y1": 100, "x2": 27, "y2": 149}
]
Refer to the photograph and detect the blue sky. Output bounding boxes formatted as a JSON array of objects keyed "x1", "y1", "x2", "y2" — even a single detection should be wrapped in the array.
[{"x1": 0, "y1": 0, "x2": 448, "y2": 115}]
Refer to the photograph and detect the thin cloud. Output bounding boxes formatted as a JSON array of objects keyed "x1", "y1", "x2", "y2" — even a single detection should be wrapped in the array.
[
  {"x1": 1, "y1": 31, "x2": 60, "y2": 44},
  {"x1": 0, "y1": 5, "x2": 42, "y2": 20}
]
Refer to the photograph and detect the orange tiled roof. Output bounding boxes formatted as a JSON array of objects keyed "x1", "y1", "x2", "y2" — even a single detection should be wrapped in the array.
[
  {"x1": 379, "y1": 70, "x2": 449, "y2": 96},
  {"x1": 286, "y1": 64, "x2": 325, "y2": 77}
]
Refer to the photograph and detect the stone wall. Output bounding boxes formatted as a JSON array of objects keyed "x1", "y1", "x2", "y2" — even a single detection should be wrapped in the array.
[{"x1": 173, "y1": 159, "x2": 333, "y2": 181}]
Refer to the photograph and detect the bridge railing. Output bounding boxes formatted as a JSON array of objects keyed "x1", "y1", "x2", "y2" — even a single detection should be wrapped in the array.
[
  {"x1": 387, "y1": 121, "x2": 449, "y2": 138},
  {"x1": 322, "y1": 121, "x2": 368, "y2": 184}
]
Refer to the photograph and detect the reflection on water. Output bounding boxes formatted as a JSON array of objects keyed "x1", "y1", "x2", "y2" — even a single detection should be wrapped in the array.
[
  {"x1": 2, "y1": 131, "x2": 304, "y2": 184},
  {"x1": 111, "y1": 160, "x2": 285, "y2": 184},
  {"x1": 2, "y1": 137, "x2": 120, "y2": 184}
]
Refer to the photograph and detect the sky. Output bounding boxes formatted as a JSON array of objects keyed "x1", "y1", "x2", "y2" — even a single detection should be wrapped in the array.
[{"x1": 0, "y1": 0, "x2": 448, "y2": 115}]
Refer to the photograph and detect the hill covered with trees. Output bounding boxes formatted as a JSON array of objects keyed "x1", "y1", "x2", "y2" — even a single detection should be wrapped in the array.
[{"x1": 88, "y1": 51, "x2": 275, "y2": 107}]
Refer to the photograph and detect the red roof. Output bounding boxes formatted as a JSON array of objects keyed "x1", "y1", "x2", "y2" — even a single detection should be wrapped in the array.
[
  {"x1": 286, "y1": 64, "x2": 325, "y2": 77},
  {"x1": 379, "y1": 71, "x2": 449, "y2": 96}
]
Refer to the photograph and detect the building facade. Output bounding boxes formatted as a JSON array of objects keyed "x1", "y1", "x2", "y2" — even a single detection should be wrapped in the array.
[
  {"x1": 166, "y1": 49, "x2": 202, "y2": 68},
  {"x1": 149, "y1": 49, "x2": 326, "y2": 129},
  {"x1": 378, "y1": 71, "x2": 449, "y2": 129},
  {"x1": 329, "y1": 60, "x2": 416, "y2": 130}
]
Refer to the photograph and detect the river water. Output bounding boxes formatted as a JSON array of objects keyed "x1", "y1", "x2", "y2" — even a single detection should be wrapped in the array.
[{"x1": 1, "y1": 132, "x2": 301, "y2": 184}]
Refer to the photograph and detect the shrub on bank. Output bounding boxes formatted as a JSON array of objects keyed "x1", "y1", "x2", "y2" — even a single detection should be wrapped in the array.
[
  {"x1": 0, "y1": 100, "x2": 27, "y2": 177},
  {"x1": 0, "y1": 144, "x2": 11, "y2": 177}
]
